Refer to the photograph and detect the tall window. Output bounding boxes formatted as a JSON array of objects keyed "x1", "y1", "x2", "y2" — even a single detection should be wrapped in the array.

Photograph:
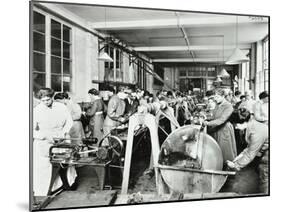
[
  {"x1": 33, "y1": 11, "x2": 46, "y2": 93},
  {"x1": 104, "y1": 46, "x2": 123, "y2": 82},
  {"x1": 137, "y1": 60, "x2": 143, "y2": 89},
  {"x1": 32, "y1": 10, "x2": 72, "y2": 93},
  {"x1": 50, "y1": 19, "x2": 72, "y2": 92},
  {"x1": 256, "y1": 37, "x2": 269, "y2": 96},
  {"x1": 263, "y1": 37, "x2": 269, "y2": 91},
  {"x1": 116, "y1": 49, "x2": 123, "y2": 82}
]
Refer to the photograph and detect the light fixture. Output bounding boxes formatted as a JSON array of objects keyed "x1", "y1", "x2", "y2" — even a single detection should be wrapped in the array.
[
  {"x1": 226, "y1": 16, "x2": 249, "y2": 64},
  {"x1": 98, "y1": 51, "x2": 113, "y2": 62},
  {"x1": 98, "y1": 7, "x2": 114, "y2": 62},
  {"x1": 219, "y1": 36, "x2": 230, "y2": 78},
  {"x1": 214, "y1": 76, "x2": 223, "y2": 83},
  {"x1": 218, "y1": 68, "x2": 230, "y2": 78}
]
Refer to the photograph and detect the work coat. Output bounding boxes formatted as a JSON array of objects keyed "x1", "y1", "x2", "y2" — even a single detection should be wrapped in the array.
[
  {"x1": 33, "y1": 102, "x2": 77, "y2": 196},
  {"x1": 208, "y1": 100, "x2": 237, "y2": 162},
  {"x1": 234, "y1": 119, "x2": 268, "y2": 169},
  {"x1": 86, "y1": 98, "x2": 106, "y2": 142},
  {"x1": 103, "y1": 95, "x2": 126, "y2": 136},
  {"x1": 66, "y1": 100, "x2": 85, "y2": 144}
]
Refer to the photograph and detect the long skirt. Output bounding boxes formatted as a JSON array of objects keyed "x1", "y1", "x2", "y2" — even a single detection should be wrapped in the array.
[
  {"x1": 210, "y1": 122, "x2": 237, "y2": 162},
  {"x1": 89, "y1": 113, "x2": 104, "y2": 142},
  {"x1": 33, "y1": 139, "x2": 77, "y2": 196}
]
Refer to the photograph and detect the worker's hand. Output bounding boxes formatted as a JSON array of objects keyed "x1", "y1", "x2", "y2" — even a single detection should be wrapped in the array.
[
  {"x1": 159, "y1": 100, "x2": 168, "y2": 109},
  {"x1": 260, "y1": 142, "x2": 269, "y2": 152},
  {"x1": 118, "y1": 117, "x2": 127, "y2": 123},
  {"x1": 203, "y1": 121, "x2": 209, "y2": 126},
  {"x1": 226, "y1": 160, "x2": 240, "y2": 171},
  {"x1": 64, "y1": 133, "x2": 71, "y2": 144}
]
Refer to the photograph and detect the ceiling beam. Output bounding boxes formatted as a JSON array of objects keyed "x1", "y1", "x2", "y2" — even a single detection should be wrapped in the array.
[
  {"x1": 91, "y1": 16, "x2": 268, "y2": 30},
  {"x1": 134, "y1": 44, "x2": 251, "y2": 52},
  {"x1": 152, "y1": 58, "x2": 226, "y2": 63}
]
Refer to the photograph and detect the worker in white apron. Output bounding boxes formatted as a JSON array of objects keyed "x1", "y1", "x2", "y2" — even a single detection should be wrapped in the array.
[{"x1": 33, "y1": 88, "x2": 77, "y2": 196}]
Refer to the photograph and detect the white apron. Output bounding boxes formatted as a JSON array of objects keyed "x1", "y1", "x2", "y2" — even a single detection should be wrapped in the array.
[
  {"x1": 33, "y1": 102, "x2": 77, "y2": 196},
  {"x1": 33, "y1": 138, "x2": 77, "y2": 196}
]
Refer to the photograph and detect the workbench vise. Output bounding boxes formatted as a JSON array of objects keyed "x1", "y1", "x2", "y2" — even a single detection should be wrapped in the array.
[{"x1": 49, "y1": 143, "x2": 82, "y2": 163}]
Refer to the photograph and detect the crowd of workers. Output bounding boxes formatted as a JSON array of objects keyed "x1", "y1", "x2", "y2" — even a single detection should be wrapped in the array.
[{"x1": 32, "y1": 85, "x2": 269, "y2": 198}]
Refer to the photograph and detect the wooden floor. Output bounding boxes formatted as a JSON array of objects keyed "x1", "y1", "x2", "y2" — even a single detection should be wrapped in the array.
[
  {"x1": 115, "y1": 192, "x2": 239, "y2": 205},
  {"x1": 46, "y1": 190, "x2": 117, "y2": 209},
  {"x1": 37, "y1": 152, "x2": 262, "y2": 210}
]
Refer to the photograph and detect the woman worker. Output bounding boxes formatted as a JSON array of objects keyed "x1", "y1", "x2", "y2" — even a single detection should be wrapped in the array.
[
  {"x1": 204, "y1": 88, "x2": 237, "y2": 163},
  {"x1": 33, "y1": 88, "x2": 77, "y2": 197},
  {"x1": 226, "y1": 108, "x2": 269, "y2": 193},
  {"x1": 86, "y1": 88, "x2": 106, "y2": 142},
  {"x1": 54, "y1": 92, "x2": 85, "y2": 144}
]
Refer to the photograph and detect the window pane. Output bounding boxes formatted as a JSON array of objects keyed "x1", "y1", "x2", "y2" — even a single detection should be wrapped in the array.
[
  {"x1": 63, "y1": 82, "x2": 70, "y2": 92},
  {"x1": 63, "y1": 76, "x2": 70, "y2": 92},
  {"x1": 105, "y1": 62, "x2": 109, "y2": 68},
  {"x1": 51, "y1": 75, "x2": 62, "y2": 91},
  {"x1": 264, "y1": 70, "x2": 268, "y2": 81},
  {"x1": 33, "y1": 11, "x2": 45, "y2": 33},
  {"x1": 33, "y1": 72, "x2": 45, "y2": 92},
  {"x1": 63, "y1": 25, "x2": 70, "y2": 42},
  {"x1": 265, "y1": 81, "x2": 268, "y2": 91},
  {"x1": 63, "y1": 59, "x2": 71, "y2": 74},
  {"x1": 116, "y1": 61, "x2": 120, "y2": 69},
  {"x1": 109, "y1": 47, "x2": 114, "y2": 58},
  {"x1": 51, "y1": 38, "x2": 61, "y2": 56},
  {"x1": 33, "y1": 52, "x2": 45, "y2": 72},
  {"x1": 51, "y1": 19, "x2": 61, "y2": 39},
  {"x1": 110, "y1": 62, "x2": 114, "y2": 69},
  {"x1": 63, "y1": 42, "x2": 70, "y2": 58},
  {"x1": 33, "y1": 32, "x2": 45, "y2": 52},
  {"x1": 179, "y1": 70, "x2": 186, "y2": 77},
  {"x1": 116, "y1": 69, "x2": 120, "y2": 79},
  {"x1": 208, "y1": 70, "x2": 216, "y2": 77},
  {"x1": 51, "y1": 56, "x2": 61, "y2": 74},
  {"x1": 105, "y1": 68, "x2": 114, "y2": 81}
]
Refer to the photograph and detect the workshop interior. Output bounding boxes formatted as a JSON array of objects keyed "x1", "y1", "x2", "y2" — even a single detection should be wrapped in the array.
[{"x1": 30, "y1": 1, "x2": 269, "y2": 210}]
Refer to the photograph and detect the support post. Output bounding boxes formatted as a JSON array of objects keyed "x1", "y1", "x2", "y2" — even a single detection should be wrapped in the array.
[{"x1": 121, "y1": 113, "x2": 167, "y2": 194}]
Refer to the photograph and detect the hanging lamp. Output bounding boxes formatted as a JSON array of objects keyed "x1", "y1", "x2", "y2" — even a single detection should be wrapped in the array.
[
  {"x1": 226, "y1": 16, "x2": 249, "y2": 64},
  {"x1": 218, "y1": 68, "x2": 230, "y2": 78},
  {"x1": 98, "y1": 7, "x2": 114, "y2": 62},
  {"x1": 218, "y1": 35, "x2": 230, "y2": 78},
  {"x1": 214, "y1": 76, "x2": 223, "y2": 83},
  {"x1": 98, "y1": 51, "x2": 113, "y2": 62}
]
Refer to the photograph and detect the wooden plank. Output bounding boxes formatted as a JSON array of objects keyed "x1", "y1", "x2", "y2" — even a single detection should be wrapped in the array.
[
  {"x1": 115, "y1": 192, "x2": 238, "y2": 204},
  {"x1": 157, "y1": 165, "x2": 236, "y2": 175},
  {"x1": 45, "y1": 190, "x2": 117, "y2": 209},
  {"x1": 121, "y1": 115, "x2": 138, "y2": 194}
]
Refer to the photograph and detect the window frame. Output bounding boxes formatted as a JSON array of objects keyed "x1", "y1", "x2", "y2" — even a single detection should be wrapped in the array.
[
  {"x1": 262, "y1": 36, "x2": 269, "y2": 91},
  {"x1": 104, "y1": 44, "x2": 124, "y2": 83},
  {"x1": 32, "y1": 7, "x2": 73, "y2": 93},
  {"x1": 32, "y1": 10, "x2": 47, "y2": 93}
]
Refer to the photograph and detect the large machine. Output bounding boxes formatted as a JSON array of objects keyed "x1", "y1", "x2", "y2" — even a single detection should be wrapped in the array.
[
  {"x1": 34, "y1": 102, "x2": 235, "y2": 209},
  {"x1": 158, "y1": 125, "x2": 235, "y2": 194}
]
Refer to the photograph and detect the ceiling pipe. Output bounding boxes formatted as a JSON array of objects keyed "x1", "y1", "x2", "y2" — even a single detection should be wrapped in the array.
[{"x1": 175, "y1": 12, "x2": 195, "y2": 62}]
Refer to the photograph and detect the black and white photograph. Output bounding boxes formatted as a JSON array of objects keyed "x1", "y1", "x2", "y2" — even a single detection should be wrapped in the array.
[{"x1": 30, "y1": 0, "x2": 269, "y2": 210}]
